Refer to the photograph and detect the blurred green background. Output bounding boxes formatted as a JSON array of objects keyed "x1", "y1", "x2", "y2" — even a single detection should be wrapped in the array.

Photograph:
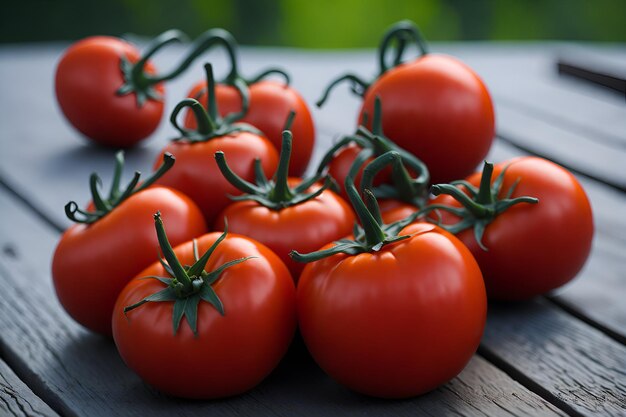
[{"x1": 2, "y1": 0, "x2": 625, "y2": 46}]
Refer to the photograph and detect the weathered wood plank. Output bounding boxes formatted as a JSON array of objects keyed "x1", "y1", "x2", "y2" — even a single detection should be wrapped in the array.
[
  {"x1": 447, "y1": 43, "x2": 626, "y2": 148},
  {"x1": 0, "y1": 358, "x2": 59, "y2": 417},
  {"x1": 482, "y1": 298, "x2": 626, "y2": 417},
  {"x1": 0, "y1": 187, "x2": 567, "y2": 416},
  {"x1": 496, "y1": 107, "x2": 626, "y2": 191}
]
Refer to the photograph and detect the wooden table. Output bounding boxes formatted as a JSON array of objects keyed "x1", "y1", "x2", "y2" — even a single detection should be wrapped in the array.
[{"x1": 0, "y1": 41, "x2": 625, "y2": 417}]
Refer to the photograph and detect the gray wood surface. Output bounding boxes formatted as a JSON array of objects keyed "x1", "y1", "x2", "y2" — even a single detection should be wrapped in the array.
[
  {"x1": 0, "y1": 41, "x2": 625, "y2": 416},
  {"x1": 482, "y1": 299, "x2": 626, "y2": 417},
  {"x1": 0, "y1": 358, "x2": 59, "y2": 417},
  {"x1": 0, "y1": 187, "x2": 566, "y2": 417}
]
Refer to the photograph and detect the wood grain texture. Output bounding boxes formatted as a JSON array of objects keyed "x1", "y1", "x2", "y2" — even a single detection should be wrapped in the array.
[
  {"x1": 482, "y1": 299, "x2": 626, "y2": 417},
  {"x1": 0, "y1": 359, "x2": 59, "y2": 417},
  {"x1": 0, "y1": 188, "x2": 566, "y2": 416}
]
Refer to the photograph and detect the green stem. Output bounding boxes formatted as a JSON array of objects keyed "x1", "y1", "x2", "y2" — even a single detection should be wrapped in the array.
[
  {"x1": 135, "y1": 152, "x2": 175, "y2": 193},
  {"x1": 214, "y1": 152, "x2": 263, "y2": 195},
  {"x1": 153, "y1": 212, "x2": 191, "y2": 290},
  {"x1": 89, "y1": 174, "x2": 110, "y2": 212},
  {"x1": 64, "y1": 151, "x2": 175, "y2": 224},
  {"x1": 171, "y1": 98, "x2": 215, "y2": 138},
  {"x1": 187, "y1": 226, "x2": 228, "y2": 277},
  {"x1": 377, "y1": 20, "x2": 428, "y2": 75},
  {"x1": 316, "y1": 74, "x2": 370, "y2": 107},
  {"x1": 314, "y1": 135, "x2": 369, "y2": 177},
  {"x1": 268, "y1": 131, "x2": 296, "y2": 203},
  {"x1": 203, "y1": 63, "x2": 220, "y2": 123},
  {"x1": 132, "y1": 30, "x2": 189, "y2": 82},
  {"x1": 431, "y1": 184, "x2": 491, "y2": 218},
  {"x1": 116, "y1": 30, "x2": 189, "y2": 106},
  {"x1": 363, "y1": 189, "x2": 383, "y2": 225},
  {"x1": 247, "y1": 68, "x2": 291, "y2": 86},
  {"x1": 344, "y1": 152, "x2": 386, "y2": 247},
  {"x1": 152, "y1": 28, "x2": 239, "y2": 83},
  {"x1": 108, "y1": 151, "x2": 124, "y2": 201},
  {"x1": 476, "y1": 161, "x2": 495, "y2": 205}
]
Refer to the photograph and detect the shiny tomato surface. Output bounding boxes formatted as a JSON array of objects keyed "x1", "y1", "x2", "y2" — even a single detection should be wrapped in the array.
[
  {"x1": 215, "y1": 180, "x2": 355, "y2": 280},
  {"x1": 186, "y1": 80, "x2": 315, "y2": 176},
  {"x1": 112, "y1": 233, "x2": 296, "y2": 399},
  {"x1": 52, "y1": 187, "x2": 206, "y2": 335},
  {"x1": 360, "y1": 54, "x2": 495, "y2": 183},
  {"x1": 297, "y1": 222, "x2": 486, "y2": 398},
  {"x1": 55, "y1": 36, "x2": 164, "y2": 147},
  {"x1": 155, "y1": 132, "x2": 279, "y2": 225},
  {"x1": 432, "y1": 157, "x2": 594, "y2": 300}
]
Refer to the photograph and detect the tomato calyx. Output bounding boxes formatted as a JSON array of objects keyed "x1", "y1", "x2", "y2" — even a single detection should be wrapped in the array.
[
  {"x1": 291, "y1": 171, "x2": 419, "y2": 263},
  {"x1": 424, "y1": 161, "x2": 539, "y2": 250},
  {"x1": 316, "y1": 20, "x2": 428, "y2": 107},
  {"x1": 117, "y1": 29, "x2": 189, "y2": 107},
  {"x1": 316, "y1": 97, "x2": 430, "y2": 208},
  {"x1": 215, "y1": 119, "x2": 333, "y2": 210},
  {"x1": 124, "y1": 212, "x2": 254, "y2": 336},
  {"x1": 170, "y1": 64, "x2": 262, "y2": 143},
  {"x1": 64, "y1": 151, "x2": 175, "y2": 224}
]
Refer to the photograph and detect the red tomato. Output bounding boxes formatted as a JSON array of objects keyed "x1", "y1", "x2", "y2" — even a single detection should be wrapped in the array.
[
  {"x1": 431, "y1": 157, "x2": 594, "y2": 300},
  {"x1": 52, "y1": 187, "x2": 207, "y2": 335},
  {"x1": 112, "y1": 232, "x2": 296, "y2": 399},
  {"x1": 185, "y1": 80, "x2": 315, "y2": 176},
  {"x1": 156, "y1": 133, "x2": 278, "y2": 225},
  {"x1": 326, "y1": 143, "x2": 392, "y2": 200},
  {"x1": 297, "y1": 222, "x2": 486, "y2": 398},
  {"x1": 55, "y1": 36, "x2": 164, "y2": 147},
  {"x1": 360, "y1": 54, "x2": 494, "y2": 184},
  {"x1": 379, "y1": 199, "x2": 418, "y2": 223},
  {"x1": 215, "y1": 179, "x2": 355, "y2": 280}
]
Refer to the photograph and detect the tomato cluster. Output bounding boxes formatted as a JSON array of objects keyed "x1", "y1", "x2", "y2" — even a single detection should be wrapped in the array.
[{"x1": 51, "y1": 21, "x2": 593, "y2": 401}]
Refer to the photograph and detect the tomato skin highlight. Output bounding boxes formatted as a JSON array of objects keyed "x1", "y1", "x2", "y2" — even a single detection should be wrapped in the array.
[
  {"x1": 155, "y1": 132, "x2": 279, "y2": 225},
  {"x1": 55, "y1": 36, "x2": 164, "y2": 148},
  {"x1": 297, "y1": 222, "x2": 486, "y2": 398},
  {"x1": 186, "y1": 80, "x2": 315, "y2": 176},
  {"x1": 112, "y1": 233, "x2": 296, "y2": 399},
  {"x1": 215, "y1": 181, "x2": 355, "y2": 280},
  {"x1": 432, "y1": 157, "x2": 594, "y2": 300},
  {"x1": 52, "y1": 187, "x2": 207, "y2": 336},
  {"x1": 360, "y1": 54, "x2": 495, "y2": 184},
  {"x1": 379, "y1": 200, "x2": 419, "y2": 224}
]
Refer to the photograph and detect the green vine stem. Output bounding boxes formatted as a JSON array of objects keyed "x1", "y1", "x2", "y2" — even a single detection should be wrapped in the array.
[
  {"x1": 64, "y1": 151, "x2": 175, "y2": 224},
  {"x1": 187, "y1": 29, "x2": 290, "y2": 119},
  {"x1": 117, "y1": 27, "x2": 290, "y2": 110},
  {"x1": 290, "y1": 154, "x2": 420, "y2": 263},
  {"x1": 317, "y1": 20, "x2": 428, "y2": 107},
  {"x1": 315, "y1": 97, "x2": 430, "y2": 208},
  {"x1": 170, "y1": 64, "x2": 261, "y2": 143},
  {"x1": 123, "y1": 212, "x2": 253, "y2": 336},
  {"x1": 215, "y1": 126, "x2": 332, "y2": 210},
  {"x1": 421, "y1": 161, "x2": 539, "y2": 250},
  {"x1": 117, "y1": 29, "x2": 188, "y2": 107}
]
